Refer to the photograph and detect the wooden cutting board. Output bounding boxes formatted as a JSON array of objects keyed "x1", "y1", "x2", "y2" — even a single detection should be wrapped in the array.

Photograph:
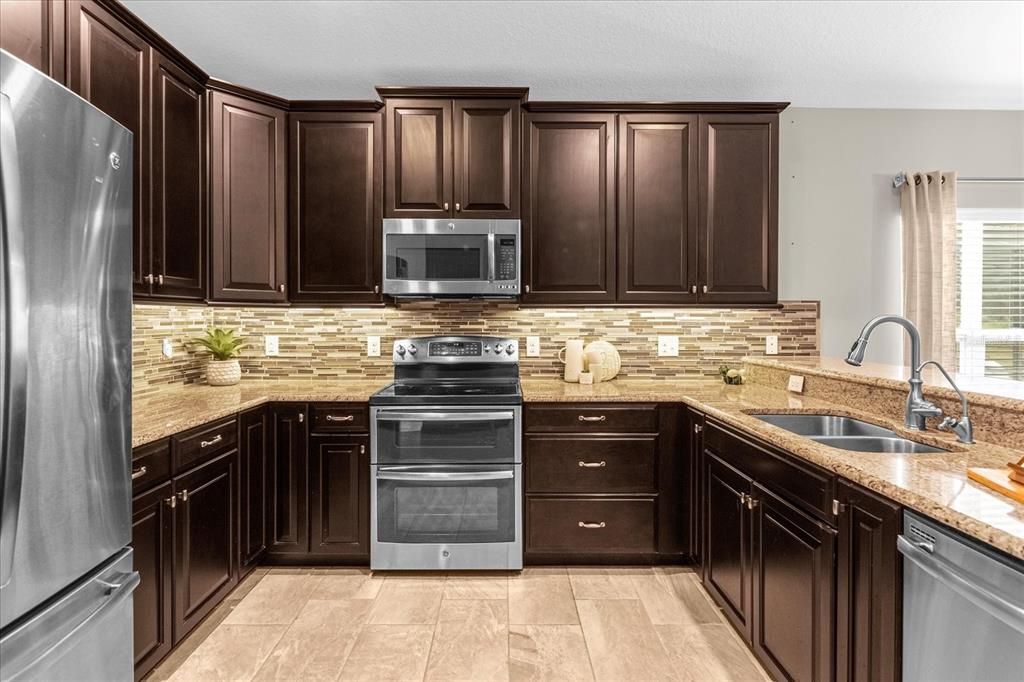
[{"x1": 968, "y1": 467, "x2": 1024, "y2": 504}]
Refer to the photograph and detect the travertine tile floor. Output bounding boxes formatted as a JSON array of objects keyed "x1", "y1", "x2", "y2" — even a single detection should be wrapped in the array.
[{"x1": 147, "y1": 566, "x2": 770, "y2": 682}]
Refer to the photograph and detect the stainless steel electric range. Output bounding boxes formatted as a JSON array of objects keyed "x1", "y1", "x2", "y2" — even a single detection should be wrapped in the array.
[{"x1": 369, "y1": 336, "x2": 523, "y2": 571}]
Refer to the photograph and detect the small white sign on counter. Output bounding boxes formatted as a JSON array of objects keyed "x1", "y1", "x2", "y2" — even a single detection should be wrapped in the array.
[{"x1": 787, "y1": 374, "x2": 805, "y2": 393}]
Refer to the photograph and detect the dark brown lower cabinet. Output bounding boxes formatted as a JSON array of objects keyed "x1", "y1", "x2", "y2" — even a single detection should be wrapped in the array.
[
  {"x1": 836, "y1": 480, "x2": 901, "y2": 682},
  {"x1": 173, "y1": 450, "x2": 238, "y2": 636},
  {"x1": 309, "y1": 435, "x2": 370, "y2": 558},
  {"x1": 267, "y1": 404, "x2": 309, "y2": 556},
  {"x1": 131, "y1": 482, "x2": 174, "y2": 682},
  {"x1": 751, "y1": 483, "x2": 836, "y2": 682},
  {"x1": 239, "y1": 407, "x2": 268, "y2": 571},
  {"x1": 703, "y1": 452, "x2": 753, "y2": 637}
]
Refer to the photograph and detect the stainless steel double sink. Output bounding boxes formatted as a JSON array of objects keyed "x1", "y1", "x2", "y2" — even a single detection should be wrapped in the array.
[{"x1": 752, "y1": 414, "x2": 949, "y2": 454}]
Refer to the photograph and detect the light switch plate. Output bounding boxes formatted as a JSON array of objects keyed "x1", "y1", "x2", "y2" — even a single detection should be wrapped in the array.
[
  {"x1": 367, "y1": 336, "x2": 381, "y2": 357},
  {"x1": 526, "y1": 336, "x2": 541, "y2": 357},
  {"x1": 264, "y1": 335, "x2": 280, "y2": 356},
  {"x1": 765, "y1": 335, "x2": 779, "y2": 355},
  {"x1": 788, "y1": 375, "x2": 805, "y2": 393},
  {"x1": 658, "y1": 335, "x2": 679, "y2": 357},
  {"x1": 161, "y1": 338, "x2": 173, "y2": 358}
]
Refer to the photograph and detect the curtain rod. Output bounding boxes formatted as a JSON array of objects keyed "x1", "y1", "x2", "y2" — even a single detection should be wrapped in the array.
[{"x1": 892, "y1": 173, "x2": 1024, "y2": 189}]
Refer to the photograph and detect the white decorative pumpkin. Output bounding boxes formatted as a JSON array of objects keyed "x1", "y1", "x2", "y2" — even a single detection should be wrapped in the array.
[{"x1": 583, "y1": 341, "x2": 621, "y2": 381}]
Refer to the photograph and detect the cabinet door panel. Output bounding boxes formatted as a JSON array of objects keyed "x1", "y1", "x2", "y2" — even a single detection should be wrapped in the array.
[
  {"x1": 453, "y1": 99, "x2": 519, "y2": 217},
  {"x1": 523, "y1": 113, "x2": 616, "y2": 303},
  {"x1": 239, "y1": 408, "x2": 268, "y2": 570},
  {"x1": 268, "y1": 405, "x2": 309, "y2": 555},
  {"x1": 290, "y1": 112, "x2": 382, "y2": 303},
  {"x1": 1, "y1": 0, "x2": 63, "y2": 79},
  {"x1": 618, "y1": 114, "x2": 698, "y2": 302},
  {"x1": 67, "y1": 0, "x2": 150, "y2": 294},
  {"x1": 752, "y1": 483, "x2": 835, "y2": 682},
  {"x1": 703, "y1": 452, "x2": 753, "y2": 637},
  {"x1": 698, "y1": 114, "x2": 778, "y2": 303},
  {"x1": 151, "y1": 53, "x2": 205, "y2": 300},
  {"x1": 836, "y1": 481, "x2": 901, "y2": 682},
  {"x1": 385, "y1": 98, "x2": 452, "y2": 217},
  {"x1": 210, "y1": 91, "x2": 287, "y2": 301},
  {"x1": 131, "y1": 482, "x2": 173, "y2": 681},
  {"x1": 174, "y1": 451, "x2": 237, "y2": 637},
  {"x1": 309, "y1": 436, "x2": 369, "y2": 557}
]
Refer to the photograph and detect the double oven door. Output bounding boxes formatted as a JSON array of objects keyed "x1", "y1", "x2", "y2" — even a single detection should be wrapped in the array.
[{"x1": 370, "y1": 406, "x2": 522, "y2": 570}]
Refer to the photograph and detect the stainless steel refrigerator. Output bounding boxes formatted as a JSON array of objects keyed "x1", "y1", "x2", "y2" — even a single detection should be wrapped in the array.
[{"x1": 0, "y1": 50, "x2": 137, "y2": 681}]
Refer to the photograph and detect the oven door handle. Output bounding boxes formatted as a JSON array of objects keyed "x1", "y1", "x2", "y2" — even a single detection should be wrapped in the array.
[
  {"x1": 376, "y1": 469, "x2": 514, "y2": 482},
  {"x1": 375, "y1": 411, "x2": 515, "y2": 422}
]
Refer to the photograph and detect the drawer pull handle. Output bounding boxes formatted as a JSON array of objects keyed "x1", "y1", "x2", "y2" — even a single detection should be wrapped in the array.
[
  {"x1": 326, "y1": 414, "x2": 355, "y2": 422},
  {"x1": 578, "y1": 521, "x2": 606, "y2": 529},
  {"x1": 578, "y1": 461, "x2": 606, "y2": 468},
  {"x1": 578, "y1": 415, "x2": 606, "y2": 422},
  {"x1": 200, "y1": 435, "x2": 223, "y2": 448},
  {"x1": 131, "y1": 466, "x2": 147, "y2": 480}
]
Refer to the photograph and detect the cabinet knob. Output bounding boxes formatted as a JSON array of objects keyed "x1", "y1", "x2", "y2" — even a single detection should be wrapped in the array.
[
  {"x1": 165, "y1": 496, "x2": 176, "y2": 509},
  {"x1": 524, "y1": 285, "x2": 530, "y2": 294},
  {"x1": 443, "y1": 202, "x2": 450, "y2": 211},
  {"x1": 144, "y1": 274, "x2": 155, "y2": 284},
  {"x1": 455, "y1": 202, "x2": 461, "y2": 212},
  {"x1": 157, "y1": 274, "x2": 164, "y2": 285},
  {"x1": 691, "y1": 285, "x2": 697, "y2": 294},
  {"x1": 178, "y1": 489, "x2": 189, "y2": 503},
  {"x1": 360, "y1": 444, "x2": 366, "y2": 454},
  {"x1": 279, "y1": 284, "x2": 286, "y2": 293},
  {"x1": 832, "y1": 499, "x2": 847, "y2": 516},
  {"x1": 702, "y1": 284, "x2": 708, "y2": 294},
  {"x1": 747, "y1": 495, "x2": 758, "y2": 510},
  {"x1": 374, "y1": 284, "x2": 380, "y2": 294},
  {"x1": 298, "y1": 413, "x2": 305, "y2": 422},
  {"x1": 693, "y1": 423, "x2": 703, "y2": 434}
]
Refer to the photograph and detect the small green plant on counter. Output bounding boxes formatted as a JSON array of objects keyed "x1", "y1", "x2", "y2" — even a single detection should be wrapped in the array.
[
  {"x1": 719, "y1": 364, "x2": 744, "y2": 385},
  {"x1": 191, "y1": 327, "x2": 245, "y2": 361}
]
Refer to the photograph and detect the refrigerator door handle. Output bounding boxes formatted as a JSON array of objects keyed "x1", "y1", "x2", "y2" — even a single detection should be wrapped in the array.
[{"x1": 0, "y1": 90, "x2": 29, "y2": 590}]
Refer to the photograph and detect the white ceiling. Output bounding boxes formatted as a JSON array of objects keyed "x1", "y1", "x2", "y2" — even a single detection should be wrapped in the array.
[{"x1": 123, "y1": 0, "x2": 1024, "y2": 109}]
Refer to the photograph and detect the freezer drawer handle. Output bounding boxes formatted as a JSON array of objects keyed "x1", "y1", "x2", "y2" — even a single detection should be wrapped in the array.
[
  {"x1": 326, "y1": 414, "x2": 355, "y2": 422},
  {"x1": 897, "y1": 535, "x2": 1024, "y2": 633},
  {"x1": 96, "y1": 572, "x2": 137, "y2": 596},
  {"x1": 200, "y1": 435, "x2": 223, "y2": 448},
  {"x1": 131, "y1": 466, "x2": 147, "y2": 480},
  {"x1": 578, "y1": 521, "x2": 606, "y2": 529}
]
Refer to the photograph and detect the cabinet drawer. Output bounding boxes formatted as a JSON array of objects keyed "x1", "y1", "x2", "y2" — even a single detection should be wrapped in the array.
[
  {"x1": 526, "y1": 436, "x2": 656, "y2": 493},
  {"x1": 705, "y1": 420, "x2": 835, "y2": 522},
  {"x1": 131, "y1": 439, "x2": 171, "y2": 493},
  {"x1": 310, "y1": 404, "x2": 368, "y2": 433},
  {"x1": 527, "y1": 498, "x2": 655, "y2": 553},
  {"x1": 525, "y1": 404, "x2": 658, "y2": 433},
  {"x1": 173, "y1": 418, "x2": 238, "y2": 472}
]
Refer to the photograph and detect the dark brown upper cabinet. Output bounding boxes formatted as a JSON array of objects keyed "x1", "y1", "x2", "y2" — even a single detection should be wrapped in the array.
[
  {"x1": 289, "y1": 109, "x2": 383, "y2": 304},
  {"x1": 0, "y1": 0, "x2": 64, "y2": 81},
  {"x1": 67, "y1": 0, "x2": 151, "y2": 295},
  {"x1": 522, "y1": 112, "x2": 616, "y2": 304},
  {"x1": 149, "y1": 52, "x2": 206, "y2": 300},
  {"x1": 617, "y1": 113, "x2": 698, "y2": 303},
  {"x1": 697, "y1": 113, "x2": 779, "y2": 304},
  {"x1": 384, "y1": 92, "x2": 522, "y2": 219},
  {"x1": 210, "y1": 89, "x2": 288, "y2": 302}
]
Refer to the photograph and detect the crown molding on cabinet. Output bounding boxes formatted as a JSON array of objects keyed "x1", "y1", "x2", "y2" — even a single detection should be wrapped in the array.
[
  {"x1": 375, "y1": 85, "x2": 529, "y2": 100},
  {"x1": 524, "y1": 100, "x2": 790, "y2": 113}
]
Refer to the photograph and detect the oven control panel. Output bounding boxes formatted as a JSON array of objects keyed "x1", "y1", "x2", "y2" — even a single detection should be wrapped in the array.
[{"x1": 393, "y1": 336, "x2": 518, "y2": 363}]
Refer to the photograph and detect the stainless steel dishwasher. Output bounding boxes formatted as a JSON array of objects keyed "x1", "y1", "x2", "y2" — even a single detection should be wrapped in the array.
[{"x1": 899, "y1": 511, "x2": 1024, "y2": 681}]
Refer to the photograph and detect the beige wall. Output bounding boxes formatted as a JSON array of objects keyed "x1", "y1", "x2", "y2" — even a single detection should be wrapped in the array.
[{"x1": 778, "y1": 108, "x2": 1024, "y2": 364}]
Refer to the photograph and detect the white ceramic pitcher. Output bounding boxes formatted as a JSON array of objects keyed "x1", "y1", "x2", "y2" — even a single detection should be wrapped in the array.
[{"x1": 558, "y1": 339, "x2": 585, "y2": 382}]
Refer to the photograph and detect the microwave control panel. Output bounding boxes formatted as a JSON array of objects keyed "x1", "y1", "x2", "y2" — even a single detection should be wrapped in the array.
[{"x1": 496, "y1": 237, "x2": 517, "y2": 281}]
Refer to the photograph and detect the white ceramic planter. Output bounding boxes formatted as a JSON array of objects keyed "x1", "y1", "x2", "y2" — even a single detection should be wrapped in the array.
[{"x1": 207, "y1": 358, "x2": 241, "y2": 386}]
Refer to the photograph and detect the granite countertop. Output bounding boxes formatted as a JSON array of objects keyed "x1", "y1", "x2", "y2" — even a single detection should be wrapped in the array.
[{"x1": 134, "y1": 375, "x2": 1024, "y2": 561}]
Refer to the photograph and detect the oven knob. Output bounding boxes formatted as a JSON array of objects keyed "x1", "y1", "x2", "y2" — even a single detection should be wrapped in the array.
[
  {"x1": 396, "y1": 344, "x2": 406, "y2": 356},
  {"x1": 505, "y1": 343, "x2": 516, "y2": 355},
  {"x1": 408, "y1": 344, "x2": 418, "y2": 355},
  {"x1": 494, "y1": 343, "x2": 504, "y2": 353},
  {"x1": 483, "y1": 345, "x2": 491, "y2": 353}
]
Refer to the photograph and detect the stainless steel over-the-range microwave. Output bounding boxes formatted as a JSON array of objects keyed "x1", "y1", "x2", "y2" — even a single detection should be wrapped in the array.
[{"x1": 382, "y1": 218, "x2": 520, "y2": 297}]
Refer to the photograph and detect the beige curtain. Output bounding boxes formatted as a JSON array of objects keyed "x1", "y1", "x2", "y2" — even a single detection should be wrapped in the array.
[{"x1": 900, "y1": 170, "x2": 958, "y2": 369}]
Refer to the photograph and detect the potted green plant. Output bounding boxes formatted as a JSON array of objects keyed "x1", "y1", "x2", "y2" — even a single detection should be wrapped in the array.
[{"x1": 192, "y1": 327, "x2": 245, "y2": 386}]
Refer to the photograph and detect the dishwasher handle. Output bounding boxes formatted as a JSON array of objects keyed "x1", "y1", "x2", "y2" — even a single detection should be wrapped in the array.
[{"x1": 897, "y1": 535, "x2": 1024, "y2": 634}]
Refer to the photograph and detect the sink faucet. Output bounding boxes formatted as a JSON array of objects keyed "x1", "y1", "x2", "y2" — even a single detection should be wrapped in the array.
[{"x1": 845, "y1": 315, "x2": 943, "y2": 431}]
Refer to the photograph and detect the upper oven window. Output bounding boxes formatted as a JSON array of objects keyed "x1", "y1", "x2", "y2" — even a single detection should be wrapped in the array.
[
  {"x1": 375, "y1": 410, "x2": 517, "y2": 464},
  {"x1": 385, "y1": 233, "x2": 488, "y2": 280}
]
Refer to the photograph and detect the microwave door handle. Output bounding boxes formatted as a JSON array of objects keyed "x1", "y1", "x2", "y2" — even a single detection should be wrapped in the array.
[
  {"x1": 487, "y1": 233, "x2": 496, "y2": 282},
  {"x1": 377, "y1": 469, "x2": 514, "y2": 482},
  {"x1": 375, "y1": 411, "x2": 515, "y2": 422}
]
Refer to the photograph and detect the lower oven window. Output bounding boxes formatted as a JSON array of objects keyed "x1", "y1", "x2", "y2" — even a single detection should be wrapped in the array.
[{"x1": 377, "y1": 467, "x2": 515, "y2": 544}]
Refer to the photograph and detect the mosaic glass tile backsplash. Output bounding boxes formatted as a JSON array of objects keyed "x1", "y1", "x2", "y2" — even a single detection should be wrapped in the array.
[{"x1": 132, "y1": 300, "x2": 820, "y2": 396}]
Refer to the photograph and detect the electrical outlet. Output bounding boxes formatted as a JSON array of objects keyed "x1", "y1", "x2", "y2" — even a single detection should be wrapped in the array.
[
  {"x1": 765, "y1": 335, "x2": 779, "y2": 355},
  {"x1": 658, "y1": 335, "x2": 679, "y2": 357},
  {"x1": 367, "y1": 336, "x2": 381, "y2": 357},
  {"x1": 161, "y1": 338, "x2": 173, "y2": 358},
  {"x1": 264, "y1": 335, "x2": 280, "y2": 356},
  {"x1": 526, "y1": 336, "x2": 541, "y2": 357}
]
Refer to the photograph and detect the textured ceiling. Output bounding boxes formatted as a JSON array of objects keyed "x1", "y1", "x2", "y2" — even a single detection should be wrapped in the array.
[{"x1": 123, "y1": 0, "x2": 1023, "y2": 109}]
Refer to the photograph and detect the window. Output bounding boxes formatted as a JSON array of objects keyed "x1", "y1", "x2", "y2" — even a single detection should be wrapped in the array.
[{"x1": 955, "y1": 209, "x2": 1024, "y2": 382}]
